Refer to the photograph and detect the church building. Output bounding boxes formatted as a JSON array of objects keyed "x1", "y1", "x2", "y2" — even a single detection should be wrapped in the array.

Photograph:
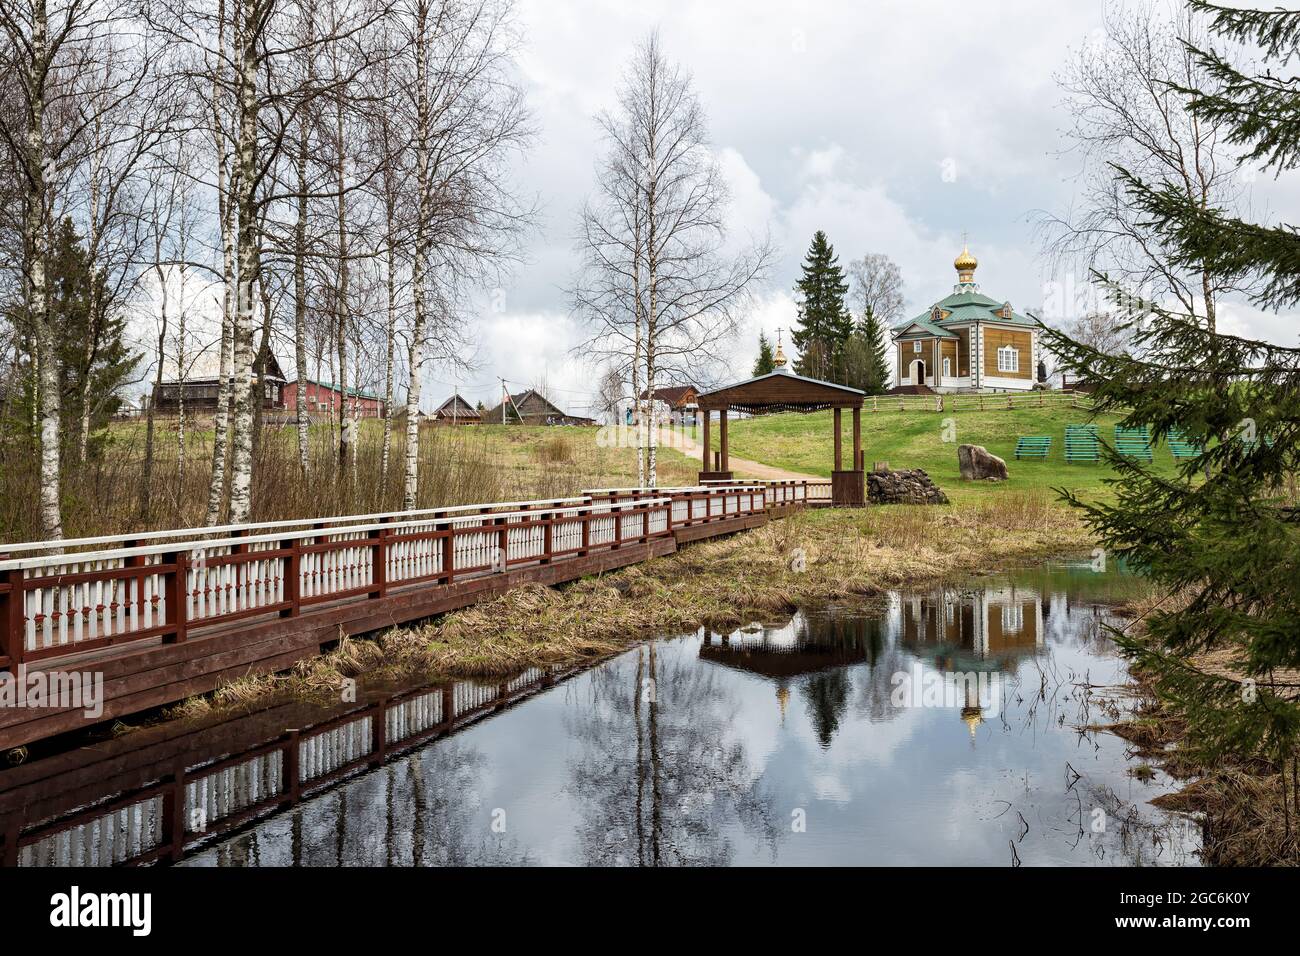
[{"x1": 891, "y1": 245, "x2": 1039, "y2": 392}]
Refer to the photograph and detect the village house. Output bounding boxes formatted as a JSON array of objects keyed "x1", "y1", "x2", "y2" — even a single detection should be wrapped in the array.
[
  {"x1": 152, "y1": 348, "x2": 287, "y2": 414},
  {"x1": 635, "y1": 384, "x2": 700, "y2": 426},
  {"x1": 280, "y1": 379, "x2": 385, "y2": 419},
  {"x1": 891, "y1": 245, "x2": 1040, "y2": 393},
  {"x1": 481, "y1": 388, "x2": 594, "y2": 426},
  {"x1": 429, "y1": 393, "x2": 481, "y2": 424}
]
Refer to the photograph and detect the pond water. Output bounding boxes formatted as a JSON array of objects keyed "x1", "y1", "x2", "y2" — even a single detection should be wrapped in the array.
[{"x1": 181, "y1": 560, "x2": 1200, "y2": 867}]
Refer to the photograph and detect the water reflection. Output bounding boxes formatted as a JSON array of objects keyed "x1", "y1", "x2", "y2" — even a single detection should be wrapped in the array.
[{"x1": 168, "y1": 563, "x2": 1198, "y2": 866}]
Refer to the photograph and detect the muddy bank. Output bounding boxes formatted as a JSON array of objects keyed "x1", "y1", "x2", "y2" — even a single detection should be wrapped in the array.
[{"x1": 1106, "y1": 590, "x2": 1300, "y2": 866}]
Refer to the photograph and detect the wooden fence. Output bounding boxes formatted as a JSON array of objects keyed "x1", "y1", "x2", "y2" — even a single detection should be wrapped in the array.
[
  {"x1": 0, "y1": 485, "x2": 771, "y2": 673},
  {"x1": 862, "y1": 389, "x2": 1100, "y2": 414}
]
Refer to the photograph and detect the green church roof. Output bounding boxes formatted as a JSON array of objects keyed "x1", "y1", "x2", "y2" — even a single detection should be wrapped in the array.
[{"x1": 891, "y1": 247, "x2": 1040, "y2": 338}]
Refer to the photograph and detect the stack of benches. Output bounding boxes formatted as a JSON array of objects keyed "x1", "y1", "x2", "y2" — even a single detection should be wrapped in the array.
[
  {"x1": 1014, "y1": 436, "x2": 1052, "y2": 460},
  {"x1": 1114, "y1": 425, "x2": 1153, "y2": 462},
  {"x1": 1064, "y1": 424, "x2": 1100, "y2": 463}
]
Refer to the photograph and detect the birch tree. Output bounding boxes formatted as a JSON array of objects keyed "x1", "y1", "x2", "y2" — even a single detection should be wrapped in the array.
[
  {"x1": 0, "y1": 0, "x2": 147, "y2": 538},
  {"x1": 398, "y1": 0, "x2": 532, "y2": 509},
  {"x1": 1039, "y1": 1, "x2": 1249, "y2": 331},
  {"x1": 572, "y1": 32, "x2": 770, "y2": 486}
]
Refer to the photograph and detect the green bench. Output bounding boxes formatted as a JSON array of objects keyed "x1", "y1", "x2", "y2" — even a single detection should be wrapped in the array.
[
  {"x1": 1241, "y1": 435, "x2": 1275, "y2": 453},
  {"x1": 1168, "y1": 428, "x2": 1202, "y2": 460},
  {"x1": 1115, "y1": 425, "x2": 1153, "y2": 462},
  {"x1": 1015, "y1": 436, "x2": 1052, "y2": 460},
  {"x1": 1064, "y1": 424, "x2": 1100, "y2": 463}
]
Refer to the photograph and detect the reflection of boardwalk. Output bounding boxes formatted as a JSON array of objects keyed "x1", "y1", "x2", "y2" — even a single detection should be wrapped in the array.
[{"x1": 0, "y1": 664, "x2": 572, "y2": 867}]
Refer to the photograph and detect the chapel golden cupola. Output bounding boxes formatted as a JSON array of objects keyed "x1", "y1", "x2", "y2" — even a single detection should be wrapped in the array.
[{"x1": 954, "y1": 242, "x2": 978, "y2": 286}]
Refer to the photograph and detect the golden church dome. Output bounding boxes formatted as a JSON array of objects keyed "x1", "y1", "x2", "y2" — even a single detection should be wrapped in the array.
[{"x1": 954, "y1": 243, "x2": 978, "y2": 275}]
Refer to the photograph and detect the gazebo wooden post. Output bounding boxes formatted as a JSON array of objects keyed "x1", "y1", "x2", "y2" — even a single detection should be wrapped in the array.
[
  {"x1": 830, "y1": 401, "x2": 865, "y2": 507},
  {"x1": 697, "y1": 403, "x2": 733, "y2": 482},
  {"x1": 720, "y1": 407, "x2": 729, "y2": 473},
  {"x1": 833, "y1": 407, "x2": 842, "y2": 470},
  {"x1": 853, "y1": 406, "x2": 862, "y2": 470},
  {"x1": 702, "y1": 408, "x2": 711, "y2": 473}
]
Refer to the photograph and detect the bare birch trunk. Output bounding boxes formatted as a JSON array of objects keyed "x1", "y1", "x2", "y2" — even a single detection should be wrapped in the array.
[
  {"x1": 294, "y1": 127, "x2": 310, "y2": 476},
  {"x1": 226, "y1": 7, "x2": 261, "y2": 524},
  {"x1": 142, "y1": 268, "x2": 169, "y2": 519},
  {"x1": 334, "y1": 89, "x2": 352, "y2": 473},
  {"x1": 26, "y1": 0, "x2": 62, "y2": 540},
  {"x1": 381, "y1": 231, "x2": 396, "y2": 491},
  {"x1": 403, "y1": 1, "x2": 431, "y2": 511},
  {"x1": 76, "y1": 123, "x2": 104, "y2": 465},
  {"x1": 205, "y1": 3, "x2": 236, "y2": 525}
]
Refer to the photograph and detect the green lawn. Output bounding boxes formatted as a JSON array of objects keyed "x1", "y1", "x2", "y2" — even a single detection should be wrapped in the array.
[{"x1": 719, "y1": 406, "x2": 1182, "y2": 505}]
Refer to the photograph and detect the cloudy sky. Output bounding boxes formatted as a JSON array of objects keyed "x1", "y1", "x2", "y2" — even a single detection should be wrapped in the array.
[{"x1": 406, "y1": 0, "x2": 1300, "y2": 414}]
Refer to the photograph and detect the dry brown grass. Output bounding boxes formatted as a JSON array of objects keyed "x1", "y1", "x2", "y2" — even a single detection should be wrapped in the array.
[{"x1": 0, "y1": 417, "x2": 703, "y2": 541}]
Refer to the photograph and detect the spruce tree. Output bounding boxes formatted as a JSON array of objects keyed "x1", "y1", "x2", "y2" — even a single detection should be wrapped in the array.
[
  {"x1": 5, "y1": 219, "x2": 138, "y2": 461},
  {"x1": 1043, "y1": 1, "x2": 1300, "y2": 801},
  {"x1": 791, "y1": 231, "x2": 852, "y2": 381},
  {"x1": 753, "y1": 332, "x2": 775, "y2": 376},
  {"x1": 858, "y1": 311, "x2": 892, "y2": 394}
]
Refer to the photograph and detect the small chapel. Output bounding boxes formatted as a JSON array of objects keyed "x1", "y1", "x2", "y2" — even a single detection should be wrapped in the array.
[{"x1": 891, "y1": 245, "x2": 1040, "y2": 393}]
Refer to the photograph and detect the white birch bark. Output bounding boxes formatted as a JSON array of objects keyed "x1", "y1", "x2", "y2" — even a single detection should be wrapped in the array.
[{"x1": 226, "y1": 3, "x2": 261, "y2": 524}]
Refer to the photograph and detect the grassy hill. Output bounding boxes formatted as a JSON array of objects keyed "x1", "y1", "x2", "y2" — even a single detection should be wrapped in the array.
[{"x1": 718, "y1": 406, "x2": 1179, "y2": 505}]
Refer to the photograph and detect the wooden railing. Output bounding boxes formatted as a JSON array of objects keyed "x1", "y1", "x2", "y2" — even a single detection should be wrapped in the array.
[
  {"x1": 0, "y1": 496, "x2": 591, "y2": 560},
  {"x1": 0, "y1": 496, "x2": 677, "y2": 671},
  {"x1": 0, "y1": 484, "x2": 775, "y2": 673},
  {"x1": 699, "y1": 478, "x2": 832, "y2": 507},
  {"x1": 583, "y1": 484, "x2": 766, "y2": 528}
]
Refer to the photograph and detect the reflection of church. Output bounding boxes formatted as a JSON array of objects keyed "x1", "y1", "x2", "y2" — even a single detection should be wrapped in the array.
[
  {"x1": 699, "y1": 615, "x2": 882, "y2": 747},
  {"x1": 696, "y1": 586, "x2": 1049, "y2": 747},
  {"x1": 897, "y1": 586, "x2": 1044, "y2": 671},
  {"x1": 897, "y1": 586, "x2": 1045, "y2": 737}
]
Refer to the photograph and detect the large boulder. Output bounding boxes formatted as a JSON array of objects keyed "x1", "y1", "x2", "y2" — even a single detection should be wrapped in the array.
[
  {"x1": 957, "y1": 444, "x2": 1008, "y2": 481},
  {"x1": 866, "y1": 468, "x2": 949, "y2": 505}
]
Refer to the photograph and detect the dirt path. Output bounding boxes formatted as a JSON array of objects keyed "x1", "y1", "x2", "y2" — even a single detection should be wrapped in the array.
[{"x1": 673, "y1": 431, "x2": 818, "y2": 481}]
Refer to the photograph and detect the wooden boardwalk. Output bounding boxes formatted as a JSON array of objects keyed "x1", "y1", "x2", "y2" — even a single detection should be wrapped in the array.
[{"x1": 0, "y1": 480, "x2": 830, "y2": 752}]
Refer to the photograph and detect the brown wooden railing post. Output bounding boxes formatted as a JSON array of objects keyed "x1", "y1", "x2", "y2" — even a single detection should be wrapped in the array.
[
  {"x1": 580, "y1": 507, "x2": 590, "y2": 556},
  {"x1": 163, "y1": 551, "x2": 187, "y2": 644},
  {"x1": 372, "y1": 519, "x2": 389, "y2": 599},
  {"x1": 442, "y1": 526, "x2": 455, "y2": 585},
  {"x1": 541, "y1": 512, "x2": 554, "y2": 565},
  {"x1": 613, "y1": 505, "x2": 623, "y2": 550},
  {"x1": 1, "y1": 568, "x2": 24, "y2": 675},
  {"x1": 495, "y1": 516, "x2": 508, "y2": 572},
  {"x1": 282, "y1": 537, "x2": 300, "y2": 618}
]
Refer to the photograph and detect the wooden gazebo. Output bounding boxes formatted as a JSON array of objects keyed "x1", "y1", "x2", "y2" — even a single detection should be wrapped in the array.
[{"x1": 696, "y1": 358, "x2": 866, "y2": 506}]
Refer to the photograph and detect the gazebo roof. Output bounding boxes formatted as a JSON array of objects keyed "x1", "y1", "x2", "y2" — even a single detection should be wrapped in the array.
[{"x1": 697, "y1": 368, "x2": 864, "y2": 413}]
